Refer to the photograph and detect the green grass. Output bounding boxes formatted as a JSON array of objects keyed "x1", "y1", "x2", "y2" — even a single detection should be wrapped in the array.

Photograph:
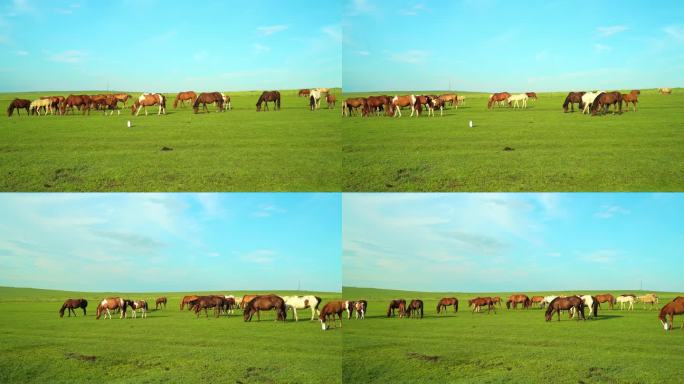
[
  {"x1": 342, "y1": 287, "x2": 684, "y2": 383},
  {"x1": 342, "y1": 89, "x2": 684, "y2": 191},
  {"x1": 0, "y1": 89, "x2": 341, "y2": 191},
  {"x1": 0, "y1": 287, "x2": 341, "y2": 383}
]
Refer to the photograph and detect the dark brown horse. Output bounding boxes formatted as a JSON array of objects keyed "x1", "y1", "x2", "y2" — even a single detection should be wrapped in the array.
[
  {"x1": 155, "y1": 297, "x2": 167, "y2": 310},
  {"x1": 591, "y1": 92, "x2": 622, "y2": 115},
  {"x1": 7, "y1": 98, "x2": 31, "y2": 117},
  {"x1": 488, "y1": 92, "x2": 511, "y2": 108},
  {"x1": 243, "y1": 294, "x2": 287, "y2": 322},
  {"x1": 180, "y1": 295, "x2": 199, "y2": 310},
  {"x1": 659, "y1": 301, "x2": 684, "y2": 331},
  {"x1": 319, "y1": 300, "x2": 345, "y2": 330},
  {"x1": 173, "y1": 91, "x2": 197, "y2": 108},
  {"x1": 594, "y1": 294, "x2": 616, "y2": 310},
  {"x1": 61, "y1": 95, "x2": 91, "y2": 115},
  {"x1": 298, "y1": 89, "x2": 311, "y2": 97},
  {"x1": 469, "y1": 297, "x2": 496, "y2": 314},
  {"x1": 193, "y1": 92, "x2": 224, "y2": 113},
  {"x1": 621, "y1": 90, "x2": 639, "y2": 112},
  {"x1": 562, "y1": 92, "x2": 585, "y2": 112},
  {"x1": 436, "y1": 297, "x2": 459, "y2": 314},
  {"x1": 526, "y1": 92, "x2": 538, "y2": 99},
  {"x1": 545, "y1": 296, "x2": 585, "y2": 321},
  {"x1": 59, "y1": 299, "x2": 88, "y2": 317},
  {"x1": 192, "y1": 296, "x2": 223, "y2": 318},
  {"x1": 326, "y1": 94, "x2": 336, "y2": 109},
  {"x1": 342, "y1": 97, "x2": 368, "y2": 117},
  {"x1": 387, "y1": 299, "x2": 407, "y2": 318},
  {"x1": 366, "y1": 96, "x2": 391, "y2": 116},
  {"x1": 256, "y1": 91, "x2": 281, "y2": 111},
  {"x1": 506, "y1": 294, "x2": 531, "y2": 309},
  {"x1": 406, "y1": 299, "x2": 424, "y2": 318}
]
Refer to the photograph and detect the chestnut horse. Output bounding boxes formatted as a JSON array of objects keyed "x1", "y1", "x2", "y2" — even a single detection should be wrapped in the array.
[
  {"x1": 112, "y1": 93, "x2": 132, "y2": 108},
  {"x1": 243, "y1": 294, "x2": 287, "y2": 322},
  {"x1": 562, "y1": 92, "x2": 585, "y2": 112},
  {"x1": 173, "y1": 91, "x2": 197, "y2": 108},
  {"x1": 155, "y1": 297, "x2": 167, "y2": 310},
  {"x1": 487, "y1": 92, "x2": 510, "y2": 109},
  {"x1": 387, "y1": 299, "x2": 407, "y2": 318},
  {"x1": 61, "y1": 95, "x2": 91, "y2": 115},
  {"x1": 132, "y1": 93, "x2": 166, "y2": 116},
  {"x1": 59, "y1": 298, "x2": 88, "y2": 317},
  {"x1": 545, "y1": 296, "x2": 585, "y2": 321},
  {"x1": 193, "y1": 92, "x2": 224, "y2": 113},
  {"x1": 526, "y1": 92, "x2": 538, "y2": 100},
  {"x1": 491, "y1": 296, "x2": 502, "y2": 308},
  {"x1": 405, "y1": 299, "x2": 424, "y2": 318},
  {"x1": 366, "y1": 96, "x2": 391, "y2": 116},
  {"x1": 506, "y1": 294, "x2": 531, "y2": 309},
  {"x1": 7, "y1": 98, "x2": 31, "y2": 117},
  {"x1": 256, "y1": 91, "x2": 281, "y2": 111},
  {"x1": 530, "y1": 296, "x2": 544, "y2": 308},
  {"x1": 659, "y1": 301, "x2": 684, "y2": 331},
  {"x1": 342, "y1": 97, "x2": 368, "y2": 117},
  {"x1": 192, "y1": 296, "x2": 224, "y2": 318},
  {"x1": 391, "y1": 95, "x2": 416, "y2": 117},
  {"x1": 436, "y1": 297, "x2": 459, "y2": 314},
  {"x1": 180, "y1": 295, "x2": 199, "y2": 310},
  {"x1": 621, "y1": 90, "x2": 639, "y2": 112},
  {"x1": 469, "y1": 297, "x2": 495, "y2": 314},
  {"x1": 96, "y1": 297, "x2": 126, "y2": 319},
  {"x1": 319, "y1": 300, "x2": 345, "y2": 330},
  {"x1": 241, "y1": 294, "x2": 258, "y2": 309},
  {"x1": 298, "y1": 89, "x2": 311, "y2": 97},
  {"x1": 438, "y1": 93, "x2": 457, "y2": 108},
  {"x1": 326, "y1": 94, "x2": 336, "y2": 109},
  {"x1": 594, "y1": 294, "x2": 616, "y2": 310},
  {"x1": 591, "y1": 92, "x2": 622, "y2": 115}
]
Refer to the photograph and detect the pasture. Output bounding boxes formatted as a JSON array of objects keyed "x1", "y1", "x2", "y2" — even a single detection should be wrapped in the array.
[
  {"x1": 342, "y1": 287, "x2": 684, "y2": 383},
  {"x1": 0, "y1": 287, "x2": 341, "y2": 383},
  {"x1": 342, "y1": 89, "x2": 684, "y2": 191},
  {"x1": 0, "y1": 89, "x2": 341, "y2": 192}
]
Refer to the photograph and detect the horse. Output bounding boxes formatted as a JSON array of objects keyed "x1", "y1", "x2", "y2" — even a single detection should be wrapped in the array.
[
  {"x1": 353, "y1": 300, "x2": 367, "y2": 319},
  {"x1": 96, "y1": 297, "x2": 126, "y2": 319},
  {"x1": 545, "y1": 296, "x2": 585, "y2": 321},
  {"x1": 469, "y1": 297, "x2": 495, "y2": 314},
  {"x1": 92, "y1": 95, "x2": 120, "y2": 116},
  {"x1": 673, "y1": 297, "x2": 684, "y2": 305},
  {"x1": 180, "y1": 295, "x2": 199, "y2": 310},
  {"x1": 7, "y1": 98, "x2": 31, "y2": 117},
  {"x1": 387, "y1": 299, "x2": 407, "y2": 318},
  {"x1": 256, "y1": 91, "x2": 281, "y2": 111},
  {"x1": 40, "y1": 96, "x2": 64, "y2": 115},
  {"x1": 282, "y1": 295, "x2": 322, "y2": 321},
  {"x1": 530, "y1": 296, "x2": 544, "y2": 308},
  {"x1": 491, "y1": 296, "x2": 502, "y2": 308},
  {"x1": 621, "y1": 90, "x2": 639, "y2": 112},
  {"x1": 591, "y1": 92, "x2": 622, "y2": 115},
  {"x1": 61, "y1": 95, "x2": 91, "y2": 115},
  {"x1": 438, "y1": 93, "x2": 457, "y2": 108},
  {"x1": 342, "y1": 97, "x2": 368, "y2": 117},
  {"x1": 319, "y1": 300, "x2": 345, "y2": 330},
  {"x1": 581, "y1": 91, "x2": 602, "y2": 114},
  {"x1": 541, "y1": 296, "x2": 558, "y2": 309},
  {"x1": 221, "y1": 93, "x2": 232, "y2": 110},
  {"x1": 132, "y1": 93, "x2": 166, "y2": 116},
  {"x1": 193, "y1": 92, "x2": 224, "y2": 113},
  {"x1": 405, "y1": 299, "x2": 424, "y2": 319},
  {"x1": 192, "y1": 296, "x2": 223, "y2": 318},
  {"x1": 428, "y1": 98, "x2": 445, "y2": 116},
  {"x1": 173, "y1": 91, "x2": 197, "y2": 108},
  {"x1": 126, "y1": 300, "x2": 148, "y2": 318},
  {"x1": 659, "y1": 301, "x2": 684, "y2": 331},
  {"x1": 571, "y1": 295, "x2": 599, "y2": 318},
  {"x1": 506, "y1": 294, "x2": 531, "y2": 309},
  {"x1": 326, "y1": 94, "x2": 336, "y2": 109},
  {"x1": 562, "y1": 92, "x2": 585, "y2": 112},
  {"x1": 638, "y1": 293, "x2": 658, "y2": 310},
  {"x1": 658, "y1": 88, "x2": 672, "y2": 95},
  {"x1": 366, "y1": 96, "x2": 391, "y2": 116},
  {"x1": 314, "y1": 88, "x2": 329, "y2": 94},
  {"x1": 507, "y1": 93, "x2": 529, "y2": 109},
  {"x1": 436, "y1": 297, "x2": 459, "y2": 314},
  {"x1": 243, "y1": 294, "x2": 287, "y2": 322},
  {"x1": 616, "y1": 294, "x2": 636, "y2": 310},
  {"x1": 298, "y1": 89, "x2": 311, "y2": 97},
  {"x1": 59, "y1": 299, "x2": 88, "y2": 317},
  {"x1": 30, "y1": 98, "x2": 53, "y2": 115},
  {"x1": 526, "y1": 92, "x2": 538, "y2": 100},
  {"x1": 241, "y1": 294, "x2": 258, "y2": 309},
  {"x1": 112, "y1": 93, "x2": 132, "y2": 108},
  {"x1": 155, "y1": 297, "x2": 167, "y2": 310},
  {"x1": 391, "y1": 95, "x2": 416, "y2": 117},
  {"x1": 487, "y1": 92, "x2": 510, "y2": 108},
  {"x1": 594, "y1": 294, "x2": 616, "y2": 310},
  {"x1": 309, "y1": 89, "x2": 322, "y2": 110},
  {"x1": 412, "y1": 95, "x2": 433, "y2": 117}
]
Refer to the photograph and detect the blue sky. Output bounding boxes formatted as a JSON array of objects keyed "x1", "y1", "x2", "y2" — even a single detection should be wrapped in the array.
[
  {"x1": 343, "y1": 0, "x2": 684, "y2": 92},
  {"x1": 0, "y1": 193, "x2": 341, "y2": 292},
  {"x1": 0, "y1": 0, "x2": 341, "y2": 92},
  {"x1": 343, "y1": 193, "x2": 684, "y2": 292}
]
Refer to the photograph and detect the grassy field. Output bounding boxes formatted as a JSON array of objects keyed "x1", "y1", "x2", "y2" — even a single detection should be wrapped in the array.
[
  {"x1": 0, "y1": 287, "x2": 341, "y2": 383},
  {"x1": 0, "y1": 89, "x2": 341, "y2": 192},
  {"x1": 342, "y1": 287, "x2": 684, "y2": 383},
  {"x1": 342, "y1": 89, "x2": 684, "y2": 191}
]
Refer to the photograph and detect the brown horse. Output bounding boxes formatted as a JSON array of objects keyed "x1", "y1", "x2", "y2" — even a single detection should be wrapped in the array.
[
  {"x1": 526, "y1": 92, "x2": 538, "y2": 99},
  {"x1": 591, "y1": 92, "x2": 622, "y2": 115},
  {"x1": 193, "y1": 92, "x2": 224, "y2": 113},
  {"x1": 390, "y1": 95, "x2": 416, "y2": 117},
  {"x1": 155, "y1": 297, "x2": 167, "y2": 310},
  {"x1": 61, "y1": 95, "x2": 91, "y2": 115},
  {"x1": 96, "y1": 297, "x2": 126, "y2": 319},
  {"x1": 342, "y1": 97, "x2": 368, "y2": 117},
  {"x1": 92, "y1": 95, "x2": 120, "y2": 115},
  {"x1": 436, "y1": 297, "x2": 459, "y2": 314},
  {"x1": 59, "y1": 299, "x2": 88, "y2": 317},
  {"x1": 594, "y1": 294, "x2": 616, "y2": 310},
  {"x1": 241, "y1": 294, "x2": 258, "y2": 309},
  {"x1": 326, "y1": 94, "x2": 336, "y2": 109},
  {"x1": 256, "y1": 91, "x2": 281, "y2": 111},
  {"x1": 319, "y1": 300, "x2": 345, "y2": 330},
  {"x1": 173, "y1": 91, "x2": 197, "y2": 108},
  {"x1": 180, "y1": 295, "x2": 199, "y2": 310},
  {"x1": 562, "y1": 92, "x2": 585, "y2": 112},
  {"x1": 7, "y1": 98, "x2": 31, "y2": 117},
  {"x1": 621, "y1": 90, "x2": 639, "y2": 112},
  {"x1": 405, "y1": 299, "x2": 424, "y2": 318},
  {"x1": 366, "y1": 96, "x2": 391, "y2": 116},
  {"x1": 530, "y1": 296, "x2": 544, "y2": 308},
  {"x1": 387, "y1": 299, "x2": 407, "y2": 318},
  {"x1": 438, "y1": 93, "x2": 457, "y2": 107},
  {"x1": 491, "y1": 296, "x2": 502, "y2": 307},
  {"x1": 298, "y1": 89, "x2": 311, "y2": 97},
  {"x1": 469, "y1": 297, "x2": 495, "y2": 314},
  {"x1": 673, "y1": 297, "x2": 684, "y2": 305},
  {"x1": 488, "y1": 92, "x2": 510, "y2": 108},
  {"x1": 243, "y1": 294, "x2": 287, "y2": 322},
  {"x1": 126, "y1": 300, "x2": 148, "y2": 318},
  {"x1": 132, "y1": 93, "x2": 166, "y2": 116},
  {"x1": 659, "y1": 301, "x2": 684, "y2": 331},
  {"x1": 545, "y1": 296, "x2": 585, "y2": 321},
  {"x1": 413, "y1": 95, "x2": 434, "y2": 117},
  {"x1": 353, "y1": 300, "x2": 367, "y2": 319},
  {"x1": 506, "y1": 294, "x2": 531, "y2": 309},
  {"x1": 192, "y1": 296, "x2": 225, "y2": 318},
  {"x1": 112, "y1": 93, "x2": 132, "y2": 108}
]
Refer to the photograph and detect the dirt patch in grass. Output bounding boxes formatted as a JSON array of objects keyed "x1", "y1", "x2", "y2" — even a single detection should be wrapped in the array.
[{"x1": 407, "y1": 352, "x2": 439, "y2": 362}]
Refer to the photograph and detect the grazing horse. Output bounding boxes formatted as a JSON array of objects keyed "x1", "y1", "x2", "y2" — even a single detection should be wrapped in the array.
[
  {"x1": 594, "y1": 294, "x2": 616, "y2": 310},
  {"x1": 366, "y1": 95, "x2": 391, "y2": 116},
  {"x1": 96, "y1": 297, "x2": 126, "y2": 320},
  {"x1": 456, "y1": 95, "x2": 466, "y2": 105},
  {"x1": 326, "y1": 94, "x2": 336, "y2": 109},
  {"x1": 155, "y1": 297, "x2": 167, "y2": 310},
  {"x1": 507, "y1": 93, "x2": 529, "y2": 109},
  {"x1": 617, "y1": 294, "x2": 636, "y2": 310},
  {"x1": 526, "y1": 92, "x2": 538, "y2": 100},
  {"x1": 581, "y1": 91, "x2": 602, "y2": 114},
  {"x1": 126, "y1": 300, "x2": 148, "y2": 318},
  {"x1": 93, "y1": 95, "x2": 120, "y2": 116},
  {"x1": 309, "y1": 89, "x2": 322, "y2": 110},
  {"x1": 530, "y1": 296, "x2": 544, "y2": 308},
  {"x1": 342, "y1": 97, "x2": 368, "y2": 117},
  {"x1": 40, "y1": 96, "x2": 64, "y2": 115},
  {"x1": 545, "y1": 296, "x2": 585, "y2": 321},
  {"x1": 387, "y1": 299, "x2": 407, "y2": 318},
  {"x1": 562, "y1": 92, "x2": 585, "y2": 112},
  {"x1": 638, "y1": 294, "x2": 658, "y2": 310},
  {"x1": 571, "y1": 295, "x2": 599, "y2": 318},
  {"x1": 673, "y1": 297, "x2": 684, "y2": 305},
  {"x1": 621, "y1": 90, "x2": 639, "y2": 112},
  {"x1": 112, "y1": 93, "x2": 132, "y2": 108},
  {"x1": 180, "y1": 295, "x2": 199, "y2": 310},
  {"x1": 658, "y1": 88, "x2": 671, "y2": 95},
  {"x1": 391, "y1": 95, "x2": 416, "y2": 117},
  {"x1": 59, "y1": 299, "x2": 88, "y2": 317},
  {"x1": 243, "y1": 294, "x2": 287, "y2": 322},
  {"x1": 506, "y1": 294, "x2": 531, "y2": 309},
  {"x1": 30, "y1": 98, "x2": 53, "y2": 115},
  {"x1": 487, "y1": 92, "x2": 510, "y2": 108},
  {"x1": 491, "y1": 296, "x2": 502, "y2": 308},
  {"x1": 192, "y1": 296, "x2": 223, "y2": 318},
  {"x1": 61, "y1": 95, "x2": 91, "y2": 115},
  {"x1": 193, "y1": 92, "x2": 224, "y2": 113},
  {"x1": 438, "y1": 93, "x2": 457, "y2": 108},
  {"x1": 405, "y1": 299, "x2": 424, "y2": 319},
  {"x1": 659, "y1": 301, "x2": 684, "y2": 331},
  {"x1": 412, "y1": 95, "x2": 435, "y2": 117},
  {"x1": 241, "y1": 294, "x2": 258, "y2": 309},
  {"x1": 469, "y1": 297, "x2": 495, "y2": 314},
  {"x1": 173, "y1": 91, "x2": 197, "y2": 108},
  {"x1": 282, "y1": 295, "x2": 322, "y2": 321},
  {"x1": 591, "y1": 92, "x2": 622, "y2": 115},
  {"x1": 132, "y1": 93, "x2": 166, "y2": 116},
  {"x1": 256, "y1": 91, "x2": 281, "y2": 111},
  {"x1": 319, "y1": 300, "x2": 345, "y2": 330},
  {"x1": 298, "y1": 89, "x2": 311, "y2": 97},
  {"x1": 7, "y1": 98, "x2": 31, "y2": 117},
  {"x1": 221, "y1": 93, "x2": 232, "y2": 110},
  {"x1": 436, "y1": 297, "x2": 459, "y2": 314}
]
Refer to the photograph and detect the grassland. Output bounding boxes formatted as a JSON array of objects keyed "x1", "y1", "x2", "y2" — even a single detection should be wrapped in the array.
[
  {"x1": 0, "y1": 287, "x2": 341, "y2": 383},
  {"x1": 342, "y1": 287, "x2": 684, "y2": 383},
  {"x1": 342, "y1": 89, "x2": 684, "y2": 191},
  {"x1": 0, "y1": 89, "x2": 341, "y2": 192}
]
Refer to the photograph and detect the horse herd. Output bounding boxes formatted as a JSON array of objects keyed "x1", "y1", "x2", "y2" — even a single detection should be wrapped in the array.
[
  {"x1": 561, "y1": 90, "x2": 641, "y2": 115},
  {"x1": 342, "y1": 93, "x2": 464, "y2": 117}
]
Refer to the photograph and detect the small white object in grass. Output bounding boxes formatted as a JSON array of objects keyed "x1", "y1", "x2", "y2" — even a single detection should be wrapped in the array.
[
  {"x1": 469, "y1": 120, "x2": 473, "y2": 128},
  {"x1": 321, "y1": 321, "x2": 327, "y2": 331},
  {"x1": 127, "y1": 120, "x2": 131, "y2": 128}
]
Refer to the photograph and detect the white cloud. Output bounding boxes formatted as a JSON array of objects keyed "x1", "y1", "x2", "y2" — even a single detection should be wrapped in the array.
[
  {"x1": 48, "y1": 50, "x2": 87, "y2": 63},
  {"x1": 597, "y1": 25, "x2": 628, "y2": 37},
  {"x1": 253, "y1": 43, "x2": 271, "y2": 54},
  {"x1": 195, "y1": 194, "x2": 224, "y2": 218},
  {"x1": 252, "y1": 203, "x2": 286, "y2": 218},
  {"x1": 239, "y1": 249, "x2": 278, "y2": 264},
  {"x1": 15, "y1": 50, "x2": 28, "y2": 56},
  {"x1": 399, "y1": 3, "x2": 425, "y2": 16},
  {"x1": 593, "y1": 44, "x2": 611, "y2": 53},
  {"x1": 663, "y1": 25, "x2": 684, "y2": 41},
  {"x1": 257, "y1": 25, "x2": 288, "y2": 36},
  {"x1": 594, "y1": 205, "x2": 629, "y2": 219},
  {"x1": 388, "y1": 50, "x2": 430, "y2": 64}
]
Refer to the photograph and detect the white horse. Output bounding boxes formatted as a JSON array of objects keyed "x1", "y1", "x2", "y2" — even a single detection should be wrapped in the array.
[
  {"x1": 616, "y1": 295, "x2": 635, "y2": 310},
  {"x1": 507, "y1": 93, "x2": 528, "y2": 109},
  {"x1": 541, "y1": 296, "x2": 558, "y2": 308},
  {"x1": 571, "y1": 295, "x2": 597, "y2": 318},
  {"x1": 221, "y1": 93, "x2": 232, "y2": 110},
  {"x1": 30, "y1": 98, "x2": 52, "y2": 115},
  {"x1": 638, "y1": 293, "x2": 658, "y2": 310},
  {"x1": 282, "y1": 295, "x2": 321, "y2": 321},
  {"x1": 309, "y1": 89, "x2": 322, "y2": 110},
  {"x1": 581, "y1": 91, "x2": 602, "y2": 114},
  {"x1": 457, "y1": 95, "x2": 466, "y2": 105}
]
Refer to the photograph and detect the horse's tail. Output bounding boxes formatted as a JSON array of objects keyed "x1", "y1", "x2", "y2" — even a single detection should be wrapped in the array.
[
  {"x1": 95, "y1": 304, "x2": 102, "y2": 319},
  {"x1": 276, "y1": 93, "x2": 281, "y2": 110},
  {"x1": 454, "y1": 299, "x2": 458, "y2": 312},
  {"x1": 314, "y1": 296, "x2": 322, "y2": 311},
  {"x1": 506, "y1": 300, "x2": 511, "y2": 309}
]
